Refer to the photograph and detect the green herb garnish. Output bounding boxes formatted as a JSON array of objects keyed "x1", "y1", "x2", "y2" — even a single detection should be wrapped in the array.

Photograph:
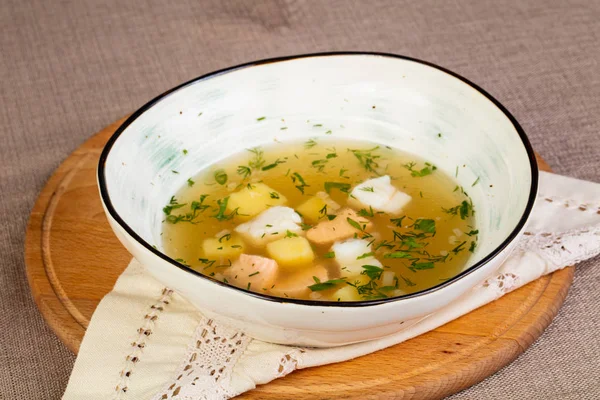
[
  {"x1": 311, "y1": 159, "x2": 328, "y2": 172},
  {"x1": 212, "y1": 197, "x2": 238, "y2": 221},
  {"x1": 346, "y1": 217, "x2": 364, "y2": 231},
  {"x1": 374, "y1": 240, "x2": 394, "y2": 250},
  {"x1": 262, "y1": 159, "x2": 286, "y2": 171},
  {"x1": 400, "y1": 274, "x2": 416, "y2": 287},
  {"x1": 247, "y1": 147, "x2": 265, "y2": 169},
  {"x1": 404, "y1": 162, "x2": 437, "y2": 177},
  {"x1": 358, "y1": 207, "x2": 375, "y2": 217},
  {"x1": 237, "y1": 165, "x2": 251, "y2": 179},
  {"x1": 469, "y1": 241, "x2": 477, "y2": 253},
  {"x1": 350, "y1": 146, "x2": 381, "y2": 173},
  {"x1": 413, "y1": 218, "x2": 436, "y2": 234},
  {"x1": 443, "y1": 200, "x2": 474, "y2": 220},
  {"x1": 384, "y1": 251, "x2": 413, "y2": 259},
  {"x1": 361, "y1": 264, "x2": 384, "y2": 280},
  {"x1": 304, "y1": 138, "x2": 318, "y2": 149},
  {"x1": 218, "y1": 233, "x2": 231, "y2": 243},
  {"x1": 410, "y1": 262, "x2": 435, "y2": 271},
  {"x1": 163, "y1": 196, "x2": 186, "y2": 215},
  {"x1": 319, "y1": 205, "x2": 328, "y2": 218},
  {"x1": 291, "y1": 172, "x2": 309, "y2": 194},
  {"x1": 198, "y1": 258, "x2": 216, "y2": 269},
  {"x1": 390, "y1": 216, "x2": 406, "y2": 227},
  {"x1": 357, "y1": 252, "x2": 374, "y2": 260},
  {"x1": 324, "y1": 181, "x2": 351, "y2": 194},
  {"x1": 451, "y1": 241, "x2": 467, "y2": 254},
  {"x1": 285, "y1": 230, "x2": 299, "y2": 238},
  {"x1": 165, "y1": 194, "x2": 210, "y2": 224},
  {"x1": 300, "y1": 222, "x2": 313, "y2": 230},
  {"x1": 214, "y1": 169, "x2": 228, "y2": 185},
  {"x1": 308, "y1": 277, "x2": 346, "y2": 292}
]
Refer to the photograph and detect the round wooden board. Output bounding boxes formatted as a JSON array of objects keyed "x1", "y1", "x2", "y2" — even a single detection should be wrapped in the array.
[{"x1": 25, "y1": 118, "x2": 574, "y2": 399}]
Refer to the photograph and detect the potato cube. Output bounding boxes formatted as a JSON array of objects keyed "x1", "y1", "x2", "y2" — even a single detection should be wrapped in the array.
[
  {"x1": 227, "y1": 183, "x2": 287, "y2": 219},
  {"x1": 266, "y1": 236, "x2": 314, "y2": 267},
  {"x1": 333, "y1": 284, "x2": 362, "y2": 302},
  {"x1": 296, "y1": 196, "x2": 327, "y2": 223},
  {"x1": 202, "y1": 235, "x2": 245, "y2": 259},
  {"x1": 306, "y1": 208, "x2": 373, "y2": 246},
  {"x1": 333, "y1": 274, "x2": 372, "y2": 301}
]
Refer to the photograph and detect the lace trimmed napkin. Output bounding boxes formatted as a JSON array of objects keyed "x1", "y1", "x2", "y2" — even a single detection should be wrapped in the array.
[{"x1": 63, "y1": 171, "x2": 600, "y2": 400}]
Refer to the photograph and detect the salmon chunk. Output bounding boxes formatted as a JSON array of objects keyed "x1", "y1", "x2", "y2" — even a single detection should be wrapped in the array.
[
  {"x1": 224, "y1": 254, "x2": 278, "y2": 292},
  {"x1": 306, "y1": 208, "x2": 372, "y2": 246},
  {"x1": 270, "y1": 264, "x2": 329, "y2": 298}
]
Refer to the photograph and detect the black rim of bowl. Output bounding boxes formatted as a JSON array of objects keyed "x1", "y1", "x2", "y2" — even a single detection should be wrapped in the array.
[{"x1": 98, "y1": 51, "x2": 539, "y2": 307}]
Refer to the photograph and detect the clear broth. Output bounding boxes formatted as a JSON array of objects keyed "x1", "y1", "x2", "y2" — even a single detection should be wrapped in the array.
[{"x1": 162, "y1": 138, "x2": 477, "y2": 301}]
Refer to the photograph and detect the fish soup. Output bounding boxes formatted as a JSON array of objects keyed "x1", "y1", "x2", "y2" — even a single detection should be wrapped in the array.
[{"x1": 162, "y1": 138, "x2": 477, "y2": 301}]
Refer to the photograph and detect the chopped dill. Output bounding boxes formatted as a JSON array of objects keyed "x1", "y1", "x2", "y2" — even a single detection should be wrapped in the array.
[
  {"x1": 304, "y1": 138, "x2": 318, "y2": 149},
  {"x1": 291, "y1": 172, "x2": 309, "y2": 194},
  {"x1": 350, "y1": 146, "x2": 381, "y2": 173}
]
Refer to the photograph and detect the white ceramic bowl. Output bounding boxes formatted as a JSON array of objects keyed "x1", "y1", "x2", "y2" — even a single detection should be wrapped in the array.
[{"x1": 98, "y1": 52, "x2": 538, "y2": 347}]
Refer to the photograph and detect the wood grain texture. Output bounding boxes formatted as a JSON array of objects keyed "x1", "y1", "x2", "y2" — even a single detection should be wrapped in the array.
[{"x1": 24, "y1": 118, "x2": 574, "y2": 399}]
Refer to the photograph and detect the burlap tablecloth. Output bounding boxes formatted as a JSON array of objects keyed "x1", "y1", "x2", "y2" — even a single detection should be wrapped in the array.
[{"x1": 1, "y1": 1, "x2": 598, "y2": 398}]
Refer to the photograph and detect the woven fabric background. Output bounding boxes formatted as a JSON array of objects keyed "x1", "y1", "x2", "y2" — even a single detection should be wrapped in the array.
[{"x1": 1, "y1": 0, "x2": 598, "y2": 398}]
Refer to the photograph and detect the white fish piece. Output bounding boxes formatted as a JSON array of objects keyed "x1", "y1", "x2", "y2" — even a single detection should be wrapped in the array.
[
  {"x1": 331, "y1": 238, "x2": 383, "y2": 276},
  {"x1": 349, "y1": 175, "x2": 411, "y2": 214},
  {"x1": 234, "y1": 206, "x2": 303, "y2": 246}
]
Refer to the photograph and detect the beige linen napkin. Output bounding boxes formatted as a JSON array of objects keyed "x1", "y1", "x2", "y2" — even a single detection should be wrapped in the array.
[{"x1": 63, "y1": 171, "x2": 600, "y2": 400}]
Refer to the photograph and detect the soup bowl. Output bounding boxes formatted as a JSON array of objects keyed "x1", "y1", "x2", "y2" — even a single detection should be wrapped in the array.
[{"x1": 98, "y1": 52, "x2": 537, "y2": 347}]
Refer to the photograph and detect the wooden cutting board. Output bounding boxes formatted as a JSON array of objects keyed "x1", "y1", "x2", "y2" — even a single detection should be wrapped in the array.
[{"x1": 25, "y1": 117, "x2": 574, "y2": 399}]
